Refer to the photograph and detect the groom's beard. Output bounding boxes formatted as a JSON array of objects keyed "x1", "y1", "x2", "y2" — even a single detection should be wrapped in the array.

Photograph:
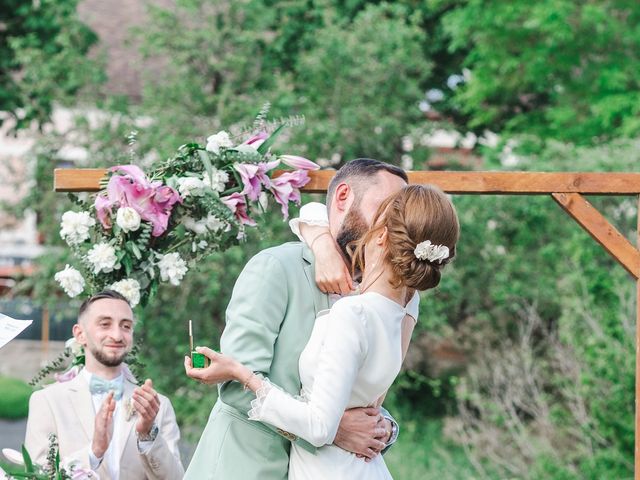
[
  {"x1": 335, "y1": 206, "x2": 369, "y2": 264},
  {"x1": 88, "y1": 342, "x2": 129, "y2": 367}
]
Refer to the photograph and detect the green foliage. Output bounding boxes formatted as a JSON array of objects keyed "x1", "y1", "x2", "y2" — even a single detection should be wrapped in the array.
[
  {"x1": 0, "y1": 0, "x2": 103, "y2": 130},
  {"x1": 384, "y1": 418, "x2": 480, "y2": 480},
  {"x1": 441, "y1": 0, "x2": 640, "y2": 144},
  {"x1": 290, "y1": 3, "x2": 431, "y2": 162},
  {"x1": 0, "y1": 377, "x2": 32, "y2": 419}
]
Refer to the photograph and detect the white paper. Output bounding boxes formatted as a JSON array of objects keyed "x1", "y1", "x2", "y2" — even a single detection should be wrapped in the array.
[{"x1": 0, "y1": 313, "x2": 33, "y2": 349}]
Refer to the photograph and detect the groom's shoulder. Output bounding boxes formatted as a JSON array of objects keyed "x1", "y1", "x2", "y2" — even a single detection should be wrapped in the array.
[{"x1": 254, "y1": 241, "x2": 306, "y2": 263}]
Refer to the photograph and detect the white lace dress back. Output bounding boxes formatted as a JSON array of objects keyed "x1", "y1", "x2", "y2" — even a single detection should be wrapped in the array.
[{"x1": 249, "y1": 292, "x2": 405, "y2": 479}]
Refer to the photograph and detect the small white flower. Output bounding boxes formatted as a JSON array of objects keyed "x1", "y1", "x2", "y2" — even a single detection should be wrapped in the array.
[
  {"x1": 258, "y1": 191, "x2": 269, "y2": 212},
  {"x1": 198, "y1": 240, "x2": 208, "y2": 249},
  {"x1": 157, "y1": 252, "x2": 188, "y2": 286},
  {"x1": 183, "y1": 216, "x2": 208, "y2": 235},
  {"x1": 60, "y1": 211, "x2": 95, "y2": 246},
  {"x1": 414, "y1": 240, "x2": 449, "y2": 263},
  {"x1": 1, "y1": 448, "x2": 24, "y2": 465},
  {"x1": 202, "y1": 168, "x2": 229, "y2": 193},
  {"x1": 235, "y1": 144, "x2": 259, "y2": 155},
  {"x1": 65, "y1": 337, "x2": 83, "y2": 355},
  {"x1": 116, "y1": 207, "x2": 141, "y2": 232},
  {"x1": 110, "y1": 278, "x2": 141, "y2": 307},
  {"x1": 54, "y1": 265, "x2": 85, "y2": 298},
  {"x1": 86, "y1": 243, "x2": 119, "y2": 274},
  {"x1": 177, "y1": 177, "x2": 206, "y2": 198},
  {"x1": 205, "y1": 130, "x2": 233, "y2": 154},
  {"x1": 205, "y1": 214, "x2": 225, "y2": 232}
]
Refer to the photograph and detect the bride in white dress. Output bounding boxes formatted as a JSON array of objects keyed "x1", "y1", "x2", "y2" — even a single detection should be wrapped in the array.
[{"x1": 186, "y1": 184, "x2": 459, "y2": 479}]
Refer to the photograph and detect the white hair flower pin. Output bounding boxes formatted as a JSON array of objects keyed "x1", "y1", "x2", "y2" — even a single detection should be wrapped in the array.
[{"x1": 414, "y1": 240, "x2": 449, "y2": 263}]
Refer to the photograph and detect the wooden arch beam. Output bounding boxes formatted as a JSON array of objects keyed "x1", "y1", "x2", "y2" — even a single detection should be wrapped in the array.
[{"x1": 55, "y1": 169, "x2": 640, "y2": 194}]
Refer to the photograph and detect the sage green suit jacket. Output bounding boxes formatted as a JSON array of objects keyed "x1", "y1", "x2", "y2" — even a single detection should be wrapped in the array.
[{"x1": 184, "y1": 242, "x2": 330, "y2": 480}]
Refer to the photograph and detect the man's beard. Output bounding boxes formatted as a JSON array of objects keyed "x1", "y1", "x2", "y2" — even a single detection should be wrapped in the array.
[
  {"x1": 335, "y1": 207, "x2": 369, "y2": 262},
  {"x1": 89, "y1": 344, "x2": 128, "y2": 367}
]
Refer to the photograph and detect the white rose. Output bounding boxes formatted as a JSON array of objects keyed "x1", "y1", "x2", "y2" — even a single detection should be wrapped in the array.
[
  {"x1": 205, "y1": 214, "x2": 225, "y2": 232},
  {"x1": 65, "y1": 337, "x2": 83, "y2": 355},
  {"x1": 177, "y1": 177, "x2": 206, "y2": 198},
  {"x1": 116, "y1": 207, "x2": 141, "y2": 232},
  {"x1": 54, "y1": 265, "x2": 85, "y2": 298},
  {"x1": 183, "y1": 216, "x2": 208, "y2": 235},
  {"x1": 205, "y1": 130, "x2": 233, "y2": 154},
  {"x1": 59, "y1": 211, "x2": 95, "y2": 246},
  {"x1": 202, "y1": 168, "x2": 229, "y2": 193},
  {"x1": 157, "y1": 252, "x2": 188, "y2": 286},
  {"x1": 86, "y1": 243, "x2": 119, "y2": 274},
  {"x1": 110, "y1": 278, "x2": 141, "y2": 307}
]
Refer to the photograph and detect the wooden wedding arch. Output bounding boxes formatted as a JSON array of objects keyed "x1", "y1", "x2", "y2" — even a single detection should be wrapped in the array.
[{"x1": 55, "y1": 168, "x2": 640, "y2": 476}]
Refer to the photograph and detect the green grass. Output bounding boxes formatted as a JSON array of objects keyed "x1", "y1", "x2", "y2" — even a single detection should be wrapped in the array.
[
  {"x1": 385, "y1": 418, "x2": 480, "y2": 480},
  {"x1": 0, "y1": 377, "x2": 32, "y2": 419}
]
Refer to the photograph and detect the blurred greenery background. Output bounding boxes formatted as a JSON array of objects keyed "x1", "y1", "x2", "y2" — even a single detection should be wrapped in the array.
[{"x1": 2, "y1": 1, "x2": 639, "y2": 478}]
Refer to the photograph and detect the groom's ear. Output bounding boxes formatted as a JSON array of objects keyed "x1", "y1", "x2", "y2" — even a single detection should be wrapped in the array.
[
  {"x1": 333, "y1": 183, "x2": 353, "y2": 212},
  {"x1": 72, "y1": 323, "x2": 86, "y2": 345}
]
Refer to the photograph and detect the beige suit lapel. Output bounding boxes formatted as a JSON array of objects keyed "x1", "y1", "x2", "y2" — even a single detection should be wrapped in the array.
[
  {"x1": 66, "y1": 374, "x2": 95, "y2": 441},
  {"x1": 302, "y1": 245, "x2": 330, "y2": 314}
]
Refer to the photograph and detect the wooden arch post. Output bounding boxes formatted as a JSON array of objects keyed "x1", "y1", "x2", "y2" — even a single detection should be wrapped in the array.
[{"x1": 55, "y1": 168, "x2": 640, "y2": 476}]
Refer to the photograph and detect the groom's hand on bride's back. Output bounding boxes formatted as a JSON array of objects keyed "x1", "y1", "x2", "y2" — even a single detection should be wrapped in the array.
[{"x1": 334, "y1": 407, "x2": 388, "y2": 461}]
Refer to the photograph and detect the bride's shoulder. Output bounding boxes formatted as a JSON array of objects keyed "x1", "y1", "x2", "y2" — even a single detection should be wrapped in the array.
[{"x1": 330, "y1": 296, "x2": 368, "y2": 322}]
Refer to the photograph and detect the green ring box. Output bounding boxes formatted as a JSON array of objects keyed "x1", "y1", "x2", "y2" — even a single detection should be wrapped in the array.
[{"x1": 191, "y1": 351, "x2": 208, "y2": 368}]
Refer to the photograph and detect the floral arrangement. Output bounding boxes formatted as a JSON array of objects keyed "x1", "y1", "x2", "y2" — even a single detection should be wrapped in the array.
[
  {"x1": 1, "y1": 434, "x2": 97, "y2": 479},
  {"x1": 54, "y1": 106, "x2": 318, "y2": 308}
]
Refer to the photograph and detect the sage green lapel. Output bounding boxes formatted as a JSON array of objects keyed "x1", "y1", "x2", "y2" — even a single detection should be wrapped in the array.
[{"x1": 302, "y1": 245, "x2": 329, "y2": 314}]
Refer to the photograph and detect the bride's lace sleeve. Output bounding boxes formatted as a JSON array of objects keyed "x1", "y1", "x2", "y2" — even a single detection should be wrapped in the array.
[
  {"x1": 247, "y1": 300, "x2": 368, "y2": 447},
  {"x1": 288, "y1": 202, "x2": 328, "y2": 242}
]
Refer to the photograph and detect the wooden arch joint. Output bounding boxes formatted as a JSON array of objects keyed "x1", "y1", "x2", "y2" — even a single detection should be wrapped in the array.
[{"x1": 551, "y1": 192, "x2": 640, "y2": 279}]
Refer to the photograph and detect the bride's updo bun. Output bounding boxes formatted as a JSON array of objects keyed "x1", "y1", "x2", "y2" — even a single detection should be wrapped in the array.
[{"x1": 354, "y1": 184, "x2": 459, "y2": 292}]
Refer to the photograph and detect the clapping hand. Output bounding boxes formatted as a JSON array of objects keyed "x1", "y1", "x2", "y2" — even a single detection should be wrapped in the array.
[
  {"x1": 184, "y1": 346, "x2": 241, "y2": 385},
  {"x1": 92, "y1": 392, "x2": 115, "y2": 458},
  {"x1": 133, "y1": 379, "x2": 160, "y2": 436}
]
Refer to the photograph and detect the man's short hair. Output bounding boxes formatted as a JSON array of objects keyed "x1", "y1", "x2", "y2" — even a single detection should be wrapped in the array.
[
  {"x1": 78, "y1": 290, "x2": 131, "y2": 321},
  {"x1": 326, "y1": 158, "x2": 408, "y2": 209}
]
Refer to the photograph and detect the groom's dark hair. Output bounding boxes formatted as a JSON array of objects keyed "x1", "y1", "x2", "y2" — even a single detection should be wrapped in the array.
[
  {"x1": 326, "y1": 158, "x2": 408, "y2": 209},
  {"x1": 78, "y1": 289, "x2": 131, "y2": 321}
]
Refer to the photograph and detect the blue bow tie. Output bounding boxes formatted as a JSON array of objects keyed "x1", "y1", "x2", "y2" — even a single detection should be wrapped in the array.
[{"x1": 89, "y1": 375, "x2": 124, "y2": 400}]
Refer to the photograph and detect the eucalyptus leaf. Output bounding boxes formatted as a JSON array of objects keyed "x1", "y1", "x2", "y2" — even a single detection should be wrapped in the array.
[
  {"x1": 198, "y1": 150, "x2": 214, "y2": 185},
  {"x1": 21, "y1": 444, "x2": 34, "y2": 473},
  {"x1": 257, "y1": 125, "x2": 284, "y2": 155}
]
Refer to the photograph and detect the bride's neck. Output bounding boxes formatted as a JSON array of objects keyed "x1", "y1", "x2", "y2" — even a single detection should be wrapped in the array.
[{"x1": 360, "y1": 265, "x2": 406, "y2": 306}]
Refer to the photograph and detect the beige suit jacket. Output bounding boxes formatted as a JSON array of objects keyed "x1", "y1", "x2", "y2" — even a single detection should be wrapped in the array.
[{"x1": 25, "y1": 372, "x2": 184, "y2": 480}]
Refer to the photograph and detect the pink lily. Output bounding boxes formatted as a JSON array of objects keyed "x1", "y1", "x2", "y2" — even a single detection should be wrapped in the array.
[
  {"x1": 221, "y1": 192, "x2": 256, "y2": 226},
  {"x1": 95, "y1": 165, "x2": 182, "y2": 237},
  {"x1": 94, "y1": 194, "x2": 113, "y2": 229},
  {"x1": 279, "y1": 155, "x2": 320, "y2": 171},
  {"x1": 55, "y1": 365, "x2": 81, "y2": 383},
  {"x1": 242, "y1": 131, "x2": 269, "y2": 149},
  {"x1": 234, "y1": 160, "x2": 280, "y2": 201},
  {"x1": 270, "y1": 170, "x2": 310, "y2": 218}
]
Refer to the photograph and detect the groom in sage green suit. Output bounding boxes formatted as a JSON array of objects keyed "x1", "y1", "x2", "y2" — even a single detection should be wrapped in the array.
[{"x1": 185, "y1": 159, "x2": 412, "y2": 479}]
